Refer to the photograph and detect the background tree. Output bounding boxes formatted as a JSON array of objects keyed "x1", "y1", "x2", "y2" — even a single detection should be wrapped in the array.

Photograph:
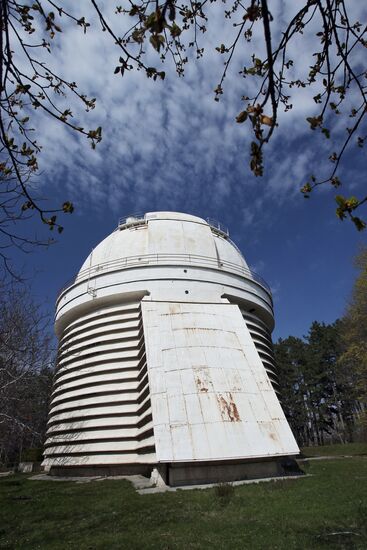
[
  {"x1": 274, "y1": 336, "x2": 311, "y2": 446},
  {"x1": 306, "y1": 320, "x2": 358, "y2": 444},
  {"x1": 0, "y1": 0, "x2": 366, "y2": 271},
  {"x1": 0, "y1": 282, "x2": 53, "y2": 465},
  {"x1": 275, "y1": 319, "x2": 361, "y2": 446},
  {"x1": 338, "y1": 247, "x2": 367, "y2": 433}
]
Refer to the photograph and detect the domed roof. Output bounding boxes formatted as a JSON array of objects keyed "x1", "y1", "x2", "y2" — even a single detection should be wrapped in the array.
[{"x1": 79, "y1": 212, "x2": 248, "y2": 273}]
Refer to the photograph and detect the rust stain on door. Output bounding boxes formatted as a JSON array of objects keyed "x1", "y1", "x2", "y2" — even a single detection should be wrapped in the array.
[
  {"x1": 195, "y1": 377, "x2": 208, "y2": 392},
  {"x1": 216, "y1": 392, "x2": 240, "y2": 422},
  {"x1": 194, "y1": 366, "x2": 213, "y2": 393}
]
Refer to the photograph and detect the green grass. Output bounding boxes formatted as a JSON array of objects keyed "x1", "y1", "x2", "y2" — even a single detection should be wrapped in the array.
[
  {"x1": 1, "y1": 457, "x2": 367, "y2": 549},
  {"x1": 301, "y1": 442, "x2": 367, "y2": 457}
]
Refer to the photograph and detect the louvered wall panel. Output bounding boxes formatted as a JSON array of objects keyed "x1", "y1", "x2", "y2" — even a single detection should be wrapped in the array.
[
  {"x1": 240, "y1": 309, "x2": 280, "y2": 396},
  {"x1": 43, "y1": 302, "x2": 156, "y2": 468}
]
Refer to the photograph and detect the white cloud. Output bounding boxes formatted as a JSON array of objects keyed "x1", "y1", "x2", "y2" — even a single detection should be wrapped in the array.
[{"x1": 17, "y1": 1, "x2": 366, "y2": 225}]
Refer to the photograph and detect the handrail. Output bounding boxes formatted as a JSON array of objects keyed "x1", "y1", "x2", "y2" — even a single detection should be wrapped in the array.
[
  {"x1": 117, "y1": 213, "x2": 230, "y2": 238},
  {"x1": 206, "y1": 218, "x2": 229, "y2": 236},
  {"x1": 118, "y1": 213, "x2": 145, "y2": 227},
  {"x1": 57, "y1": 252, "x2": 271, "y2": 299}
]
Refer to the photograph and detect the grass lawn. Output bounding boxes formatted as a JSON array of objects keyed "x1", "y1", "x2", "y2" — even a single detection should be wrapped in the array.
[
  {"x1": 0, "y1": 455, "x2": 366, "y2": 549},
  {"x1": 301, "y1": 442, "x2": 367, "y2": 457}
]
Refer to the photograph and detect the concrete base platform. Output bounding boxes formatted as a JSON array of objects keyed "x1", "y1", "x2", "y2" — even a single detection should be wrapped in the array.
[
  {"x1": 30, "y1": 472, "x2": 309, "y2": 494},
  {"x1": 138, "y1": 473, "x2": 309, "y2": 495},
  {"x1": 48, "y1": 463, "x2": 152, "y2": 478},
  {"x1": 46, "y1": 456, "x2": 302, "y2": 486},
  {"x1": 166, "y1": 458, "x2": 293, "y2": 487}
]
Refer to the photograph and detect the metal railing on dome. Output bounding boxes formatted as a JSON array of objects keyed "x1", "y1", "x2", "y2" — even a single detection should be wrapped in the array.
[
  {"x1": 117, "y1": 213, "x2": 230, "y2": 238},
  {"x1": 205, "y1": 218, "x2": 229, "y2": 236},
  {"x1": 57, "y1": 252, "x2": 271, "y2": 299},
  {"x1": 118, "y1": 213, "x2": 146, "y2": 227}
]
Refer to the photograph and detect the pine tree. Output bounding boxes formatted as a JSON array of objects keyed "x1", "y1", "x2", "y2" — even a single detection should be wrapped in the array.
[
  {"x1": 275, "y1": 320, "x2": 359, "y2": 446},
  {"x1": 275, "y1": 337, "x2": 312, "y2": 446},
  {"x1": 306, "y1": 321, "x2": 356, "y2": 444},
  {"x1": 339, "y1": 247, "x2": 367, "y2": 434}
]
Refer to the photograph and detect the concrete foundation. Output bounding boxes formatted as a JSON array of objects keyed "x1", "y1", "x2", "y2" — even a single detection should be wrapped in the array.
[
  {"x1": 166, "y1": 457, "x2": 301, "y2": 486},
  {"x1": 47, "y1": 456, "x2": 303, "y2": 485},
  {"x1": 48, "y1": 463, "x2": 152, "y2": 478}
]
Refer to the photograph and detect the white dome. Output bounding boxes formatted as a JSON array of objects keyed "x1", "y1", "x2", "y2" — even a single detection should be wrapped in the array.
[
  {"x1": 79, "y1": 212, "x2": 248, "y2": 273},
  {"x1": 57, "y1": 211, "x2": 273, "y2": 333}
]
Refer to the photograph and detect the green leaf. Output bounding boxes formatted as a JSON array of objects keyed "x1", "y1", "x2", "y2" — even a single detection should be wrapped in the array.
[
  {"x1": 170, "y1": 23, "x2": 181, "y2": 38},
  {"x1": 335, "y1": 195, "x2": 346, "y2": 207},
  {"x1": 306, "y1": 116, "x2": 322, "y2": 129},
  {"x1": 62, "y1": 201, "x2": 74, "y2": 214},
  {"x1": 351, "y1": 217, "x2": 366, "y2": 231},
  {"x1": 301, "y1": 183, "x2": 312, "y2": 195},
  {"x1": 149, "y1": 34, "x2": 165, "y2": 52},
  {"x1": 131, "y1": 29, "x2": 144, "y2": 44},
  {"x1": 236, "y1": 111, "x2": 248, "y2": 123}
]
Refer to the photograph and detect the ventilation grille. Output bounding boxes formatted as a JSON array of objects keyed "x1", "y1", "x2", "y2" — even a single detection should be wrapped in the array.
[
  {"x1": 240, "y1": 309, "x2": 280, "y2": 396},
  {"x1": 43, "y1": 302, "x2": 155, "y2": 467}
]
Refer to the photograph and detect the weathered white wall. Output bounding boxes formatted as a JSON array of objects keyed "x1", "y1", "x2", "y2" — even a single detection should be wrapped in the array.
[{"x1": 142, "y1": 300, "x2": 299, "y2": 463}]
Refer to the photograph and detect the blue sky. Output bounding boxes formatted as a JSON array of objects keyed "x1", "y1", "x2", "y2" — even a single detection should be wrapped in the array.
[
  {"x1": 6, "y1": 1, "x2": 366, "y2": 342},
  {"x1": 14, "y1": 157, "x2": 365, "y2": 343}
]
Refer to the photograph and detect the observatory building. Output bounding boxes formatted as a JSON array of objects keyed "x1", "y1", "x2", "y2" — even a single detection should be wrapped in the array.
[{"x1": 43, "y1": 212, "x2": 299, "y2": 485}]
